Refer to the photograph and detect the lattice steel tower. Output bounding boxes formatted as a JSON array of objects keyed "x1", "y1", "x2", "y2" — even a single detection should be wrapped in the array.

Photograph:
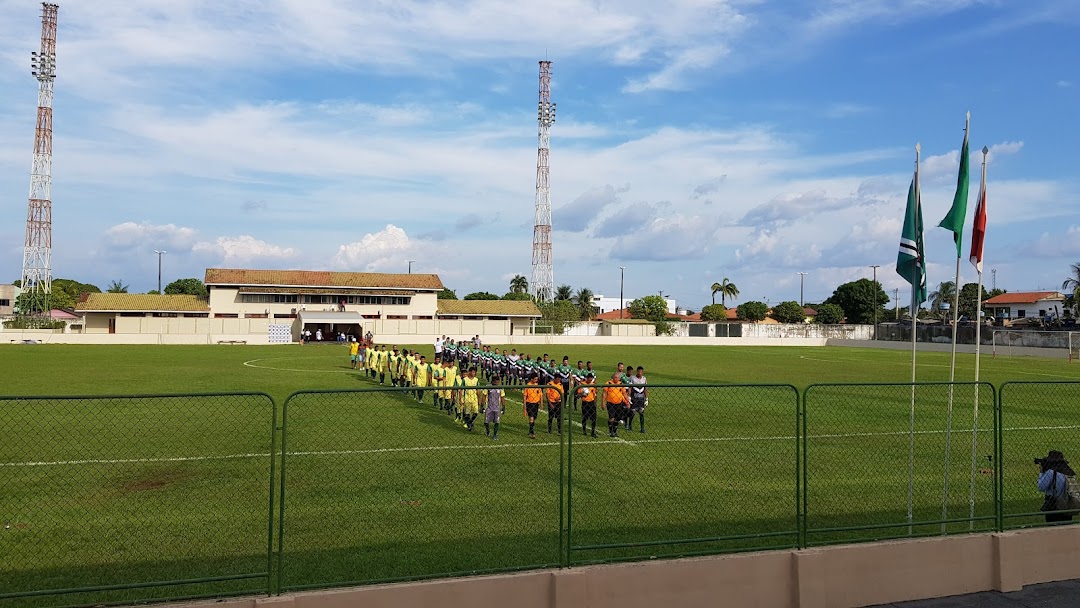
[
  {"x1": 21, "y1": 3, "x2": 58, "y2": 316},
  {"x1": 531, "y1": 60, "x2": 555, "y2": 303}
]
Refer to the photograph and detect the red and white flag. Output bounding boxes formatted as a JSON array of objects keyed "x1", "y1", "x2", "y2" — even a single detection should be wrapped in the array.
[{"x1": 969, "y1": 169, "x2": 987, "y2": 273}]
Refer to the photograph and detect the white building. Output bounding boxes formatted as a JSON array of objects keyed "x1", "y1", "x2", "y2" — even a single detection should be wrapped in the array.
[
  {"x1": 984, "y1": 291, "x2": 1067, "y2": 321},
  {"x1": 591, "y1": 294, "x2": 677, "y2": 315}
]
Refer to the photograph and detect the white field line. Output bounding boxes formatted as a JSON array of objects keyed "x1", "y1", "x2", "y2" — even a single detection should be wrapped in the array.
[{"x1": 5, "y1": 424, "x2": 1080, "y2": 468}]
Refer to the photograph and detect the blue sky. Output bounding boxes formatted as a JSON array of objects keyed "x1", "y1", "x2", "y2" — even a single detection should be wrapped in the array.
[{"x1": 0, "y1": 0, "x2": 1078, "y2": 310}]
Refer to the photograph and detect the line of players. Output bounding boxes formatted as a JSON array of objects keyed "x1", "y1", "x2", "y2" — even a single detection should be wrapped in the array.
[{"x1": 348, "y1": 339, "x2": 649, "y2": 440}]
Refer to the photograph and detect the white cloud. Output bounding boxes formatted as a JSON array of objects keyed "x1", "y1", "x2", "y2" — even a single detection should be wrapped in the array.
[
  {"x1": 611, "y1": 214, "x2": 722, "y2": 261},
  {"x1": 1058, "y1": 80, "x2": 1072, "y2": 88},
  {"x1": 192, "y1": 235, "x2": 297, "y2": 265},
  {"x1": 334, "y1": 224, "x2": 419, "y2": 272},
  {"x1": 102, "y1": 222, "x2": 197, "y2": 251}
]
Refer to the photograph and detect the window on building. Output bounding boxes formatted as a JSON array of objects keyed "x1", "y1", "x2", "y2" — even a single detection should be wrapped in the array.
[
  {"x1": 1039, "y1": 309, "x2": 1047, "y2": 317},
  {"x1": 245, "y1": 313, "x2": 268, "y2": 319},
  {"x1": 488, "y1": 316, "x2": 508, "y2": 320},
  {"x1": 241, "y1": 294, "x2": 298, "y2": 304},
  {"x1": 302, "y1": 294, "x2": 411, "y2": 306},
  {"x1": 1016, "y1": 310, "x2": 1026, "y2": 318},
  {"x1": 413, "y1": 315, "x2": 433, "y2": 320},
  {"x1": 215, "y1": 313, "x2": 239, "y2": 318},
  {"x1": 0, "y1": 299, "x2": 9, "y2": 306},
  {"x1": 119, "y1": 312, "x2": 146, "y2": 317},
  {"x1": 183, "y1": 313, "x2": 209, "y2": 318},
  {"x1": 386, "y1": 315, "x2": 407, "y2": 320},
  {"x1": 151, "y1": 312, "x2": 178, "y2": 318}
]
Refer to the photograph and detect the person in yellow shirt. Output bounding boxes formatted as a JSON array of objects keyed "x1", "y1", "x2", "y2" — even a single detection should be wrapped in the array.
[
  {"x1": 576, "y1": 373, "x2": 598, "y2": 438},
  {"x1": 438, "y1": 359, "x2": 455, "y2": 415},
  {"x1": 413, "y1": 355, "x2": 430, "y2": 404},
  {"x1": 603, "y1": 372, "x2": 631, "y2": 438},
  {"x1": 376, "y1": 344, "x2": 389, "y2": 385},
  {"x1": 365, "y1": 343, "x2": 377, "y2": 379},
  {"x1": 461, "y1": 367, "x2": 481, "y2": 432},
  {"x1": 430, "y1": 356, "x2": 446, "y2": 409},
  {"x1": 546, "y1": 377, "x2": 564, "y2": 435},
  {"x1": 522, "y1": 374, "x2": 543, "y2": 439},
  {"x1": 348, "y1": 338, "x2": 360, "y2": 369},
  {"x1": 388, "y1": 348, "x2": 400, "y2": 387}
]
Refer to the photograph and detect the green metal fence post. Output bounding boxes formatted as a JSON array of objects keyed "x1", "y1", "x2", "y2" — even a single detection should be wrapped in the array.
[
  {"x1": 266, "y1": 394, "x2": 279, "y2": 597},
  {"x1": 995, "y1": 383, "x2": 1005, "y2": 533},
  {"x1": 559, "y1": 387, "x2": 566, "y2": 569},
  {"x1": 276, "y1": 393, "x2": 292, "y2": 595},
  {"x1": 798, "y1": 386, "x2": 806, "y2": 550}
]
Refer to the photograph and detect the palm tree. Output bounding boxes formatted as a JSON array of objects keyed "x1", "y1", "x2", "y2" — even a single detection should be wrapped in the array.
[
  {"x1": 573, "y1": 288, "x2": 597, "y2": 321},
  {"x1": 106, "y1": 280, "x2": 129, "y2": 294},
  {"x1": 711, "y1": 278, "x2": 740, "y2": 307},
  {"x1": 509, "y1": 275, "x2": 529, "y2": 294},
  {"x1": 1063, "y1": 262, "x2": 1080, "y2": 315},
  {"x1": 554, "y1": 284, "x2": 573, "y2": 301},
  {"x1": 928, "y1": 281, "x2": 956, "y2": 318}
]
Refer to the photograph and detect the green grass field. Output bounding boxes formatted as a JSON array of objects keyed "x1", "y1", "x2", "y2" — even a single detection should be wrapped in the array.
[{"x1": 2, "y1": 344, "x2": 1079, "y2": 608}]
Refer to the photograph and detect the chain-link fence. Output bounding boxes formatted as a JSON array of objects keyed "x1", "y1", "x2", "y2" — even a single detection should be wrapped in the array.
[
  {"x1": 277, "y1": 383, "x2": 564, "y2": 591},
  {"x1": 803, "y1": 383, "x2": 997, "y2": 546},
  {"x1": 999, "y1": 382, "x2": 1080, "y2": 529},
  {"x1": 0, "y1": 393, "x2": 277, "y2": 608},
  {"x1": 567, "y1": 384, "x2": 800, "y2": 565}
]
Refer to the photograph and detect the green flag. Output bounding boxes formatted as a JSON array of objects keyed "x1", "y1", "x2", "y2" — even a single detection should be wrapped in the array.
[
  {"x1": 938, "y1": 116, "x2": 970, "y2": 256},
  {"x1": 897, "y1": 177, "x2": 927, "y2": 305}
]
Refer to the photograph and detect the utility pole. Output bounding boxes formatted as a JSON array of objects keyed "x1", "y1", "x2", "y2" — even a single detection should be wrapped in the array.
[
  {"x1": 154, "y1": 250, "x2": 166, "y2": 293},
  {"x1": 869, "y1": 265, "x2": 881, "y2": 340},
  {"x1": 407, "y1": 260, "x2": 415, "y2": 274},
  {"x1": 895, "y1": 288, "x2": 900, "y2": 320},
  {"x1": 798, "y1": 272, "x2": 808, "y2": 307},
  {"x1": 619, "y1": 266, "x2": 625, "y2": 319}
]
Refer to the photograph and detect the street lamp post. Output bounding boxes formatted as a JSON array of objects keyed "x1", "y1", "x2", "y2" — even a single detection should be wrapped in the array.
[
  {"x1": 869, "y1": 265, "x2": 881, "y2": 340},
  {"x1": 798, "y1": 272, "x2": 808, "y2": 307},
  {"x1": 619, "y1": 266, "x2": 625, "y2": 319},
  {"x1": 407, "y1": 260, "x2": 416, "y2": 274},
  {"x1": 154, "y1": 250, "x2": 166, "y2": 294}
]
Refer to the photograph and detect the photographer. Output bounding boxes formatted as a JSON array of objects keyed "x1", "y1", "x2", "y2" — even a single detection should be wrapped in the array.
[{"x1": 1036, "y1": 450, "x2": 1078, "y2": 523}]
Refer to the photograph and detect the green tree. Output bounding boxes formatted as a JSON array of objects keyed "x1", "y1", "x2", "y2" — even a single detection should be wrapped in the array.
[
  {"x1": 813, "y1": 303, "x2": 845, "y2": 324},
  {"x1": 1063, "y1": 262, "x2": 1080, "y2": 315},
  {"x1": 554, "y1": 284, "x2": 573, "y2": 301},
  {"x1": 106, "y1": 280, "x2": 129, "y2": 294},
  {"x1": 699, "y1": 303, "x2": 727, "y2": 321},
  {"x1": 501, "y1": 291, "x2": 532, "y2": 301},
  {"x1": 17, "y1": 278, "x2": 100, "y2": 311},
  {"x1": 164, "y1": 278, "x2": 208, "y2": 298},
  {"x1": 957, "y1": 282, "x2": 990, "y2": 320},
  {"x1": 824, "y1": 279, "x2": 889, "y2": 324},
  {"x1": 146, "y1": 290, "x2": 160, "y2": 295},
  {"x1": 509, "y1": 275, "x2": 528, "y2": 294},
  {"x1": 710, "y1": 278, "x2": 740, "y2": 307},
  {"x1": 573, "y1": 287, "x2": 597, "y2": 320},
  {"x1": 771, "y1": 300, "x2": 806, "y2": 324},
  {"x1": 735, "y1": 300, "x2": 769, "y2": 322},
  {"x1": 463, "y1": 291, "x2": 499, "y2": 300},
  {"x1": 928, "y1": 280, "x2": 957, "y2": 319},
  {"x1": 628, "y1": 295, "x2": 669, "y2": 322},
  {"x1": 437, "y1": 288, "x2": 458, "y2": 300},
  {"x1": 539, "y1": 300, "x2": 580, "y2": 334}
]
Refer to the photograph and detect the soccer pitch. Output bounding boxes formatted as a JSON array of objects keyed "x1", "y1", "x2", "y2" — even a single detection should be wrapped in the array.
[{"x1": 1, "y1": 344, "x2": 1079, "y2": 607}]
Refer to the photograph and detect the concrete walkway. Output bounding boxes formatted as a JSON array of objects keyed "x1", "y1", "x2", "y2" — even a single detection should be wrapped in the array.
[{"x1": 870, "y1": 579, "x2": 1080, "y2": 607}]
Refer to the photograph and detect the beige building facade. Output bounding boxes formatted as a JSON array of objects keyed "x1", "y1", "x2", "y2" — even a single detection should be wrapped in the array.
[{"x1": 0, "y1": 284, "x2": 15, "y2": 316}]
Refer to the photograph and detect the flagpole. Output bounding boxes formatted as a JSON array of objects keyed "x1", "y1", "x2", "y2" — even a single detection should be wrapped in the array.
[
  {"x1": 908, "y1": 142, "x2": 921, "y2": 535},
  {"x1": 968, "y1": 145, "x2": 989, "y2": 528},
  {"x1": 941, "y1": 111, "x2": 970, "y2": 533}
]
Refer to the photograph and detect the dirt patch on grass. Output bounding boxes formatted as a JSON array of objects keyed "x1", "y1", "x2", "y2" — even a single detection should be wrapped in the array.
[{"x1": 118, "y1": 468, "x2": 197, "y2": 494}]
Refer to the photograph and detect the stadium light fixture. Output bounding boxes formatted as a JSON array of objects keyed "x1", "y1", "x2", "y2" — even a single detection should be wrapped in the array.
[
  {"x1": 154, "y1": 250, "x2": 167, "y2": 294},
  {"x1": 619, "y1": 266, "x2": 625, "y2": 319}
]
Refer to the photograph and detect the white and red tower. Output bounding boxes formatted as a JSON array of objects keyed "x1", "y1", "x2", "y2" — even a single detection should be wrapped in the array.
[
  {"x1": 21, "y1": 3, "x2": 58, "y2": 315},
  {"x1": 531, "y1": 60, "x2": 555, "y2": 303}
]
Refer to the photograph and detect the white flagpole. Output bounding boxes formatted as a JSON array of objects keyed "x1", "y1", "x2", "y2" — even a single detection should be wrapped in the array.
[
  {"x1": 942, "y1": 113, "x2": 969, "y2": 533},
  {"x1": 909, "y1": 143, "x2": 921, "y2": 534},
  {"x1": 968, "y1": 146, "x2": 989, "y2": 528}
]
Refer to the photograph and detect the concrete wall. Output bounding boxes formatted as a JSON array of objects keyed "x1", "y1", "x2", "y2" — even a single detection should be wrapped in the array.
[
  {"x1": 172, "y1": 527, "x2": 1080, "y2": 608},
  {"x1": 827, "y1": 338, "x2": 1070, "y2": 359}
]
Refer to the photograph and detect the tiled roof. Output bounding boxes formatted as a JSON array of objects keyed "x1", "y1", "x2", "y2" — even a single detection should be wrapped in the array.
[
  {"x1": 75, "y1": 294, "x2": 210, "y2": 312},
  {"x1": 984, "y1": 291, "x2": 1064, "y2": 305},
  {"x1": 437, "y1": 300, "x2": 542, "y2": 317},
  {"x1": 205, "y1": 268, "x2": 444, "y2": 291}
]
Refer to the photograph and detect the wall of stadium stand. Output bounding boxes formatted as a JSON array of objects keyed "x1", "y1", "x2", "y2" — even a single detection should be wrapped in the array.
[
  {"x1": 1, "y1": 322, "x2": 872, "y2": 345},
  {"x1": 166, "y1": 526, "x2": 1080, "y2": 608}
]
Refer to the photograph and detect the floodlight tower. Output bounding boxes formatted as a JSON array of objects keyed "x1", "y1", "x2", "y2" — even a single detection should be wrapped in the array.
[
  {"x1": 531, "y1": 60, "x2": 555, "y2": 303},
  {"x1": 21, "y1": 2, "x2": 59, "y2": 316}
]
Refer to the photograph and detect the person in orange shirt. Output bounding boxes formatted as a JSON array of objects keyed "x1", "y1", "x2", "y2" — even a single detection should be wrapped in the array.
[
  {"x1": 522, "y1": 374, "x2": 543, "y2": 439},
  {"x1": 546, "y1": 376, "x2": 564, "y2": 435},
  {"x1": 576, "y1": 372, "x2": 598, "y2": 438},
  {"x1": 603, "y1": 372, "x2": 631, "y2": 438}
]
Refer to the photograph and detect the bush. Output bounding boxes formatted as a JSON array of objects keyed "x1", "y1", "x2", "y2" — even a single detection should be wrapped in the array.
[
  {"x1": 463, "y1": 292, "x2": 499, "y2": 301},
  {"x1": 3, "y1": 317, "x2": 66, "y2": 330},
  {"x1": 813, "y1": 303, "x2": 845, "y2": 324},
  {"x1": 770, "y1": 301, "x2": 806, "y2": 324},
  {"x1": 700, "y1": 304, "x2": 727, "y2": 321},
  {"x1": 653, "y1": 320, "x2": 677, "y2": 336},
  {"x1": 736, "y1": 301, "x2": 769, "y2": 322}
]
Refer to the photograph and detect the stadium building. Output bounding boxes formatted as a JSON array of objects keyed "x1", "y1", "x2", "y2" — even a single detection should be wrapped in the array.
[{"x1": 70, "y1": 268, "x2": 541, "y2": 343}]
